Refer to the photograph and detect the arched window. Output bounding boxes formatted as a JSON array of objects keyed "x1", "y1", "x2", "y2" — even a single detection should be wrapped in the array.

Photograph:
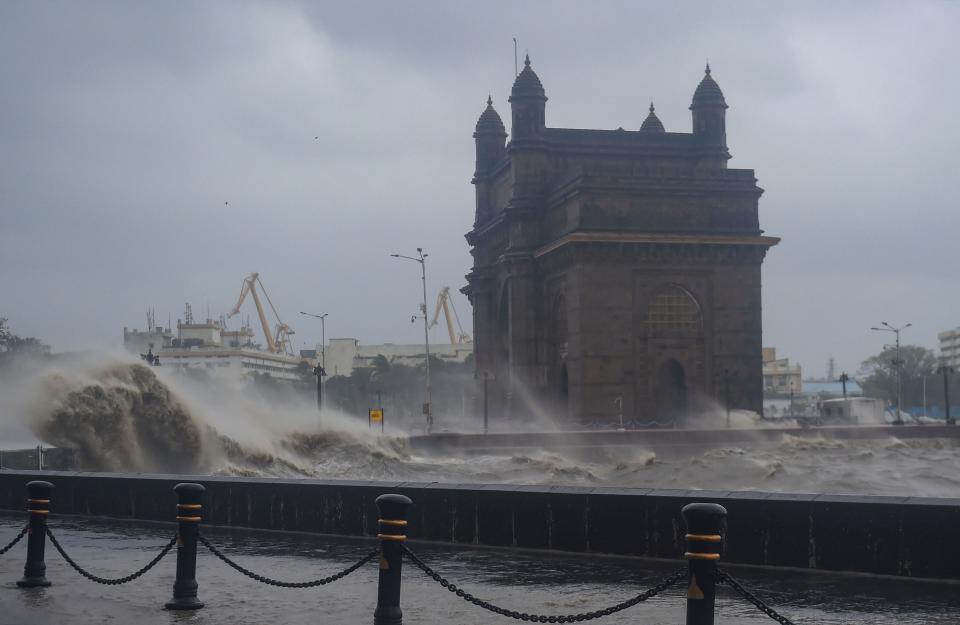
[{"x1": 645, "y1": 286, "x2": 702, "y2": 334}]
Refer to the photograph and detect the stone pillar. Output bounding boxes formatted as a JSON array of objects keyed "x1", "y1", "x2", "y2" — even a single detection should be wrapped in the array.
[
  {"x1": 465, "y1": 269, "x2": 496, "y2": 423},
  {"x1": 503, "y1": 253, "x2": 540, "y2": 421}
]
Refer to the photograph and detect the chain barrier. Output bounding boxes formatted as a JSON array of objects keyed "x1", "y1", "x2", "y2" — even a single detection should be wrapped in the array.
[
  {"x1": 198, "y1": 533, "x2": 378, "y2": 588},
  {"x1": 718, "y1": 569, "x2": 798, "y2": 625},
  {"x1": 46, "y1": 527, "x2": 177, "y2": 585},
  {"x1": 402, "y1": 544, "x2": 686, "y2": 623},
  {"x1": 1, "y1": 525, "x2": 28, "y2": 556}
]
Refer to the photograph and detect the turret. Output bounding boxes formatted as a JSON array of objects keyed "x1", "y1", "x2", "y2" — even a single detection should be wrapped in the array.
[
  {"x1": 508, "y1": 54, "x2": 547, "y2": 141},
  {"x1": 640, "y1": 101, "x2": 665, "y2": 133},
  {"x1": 690, "y1": 63, "x2": 727, "y2": 147},
  {"x1": 473, "y1": 95, "x2": 507, "y2": 177}
]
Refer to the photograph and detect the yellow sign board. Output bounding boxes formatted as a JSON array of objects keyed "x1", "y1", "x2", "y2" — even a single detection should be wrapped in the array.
[{"x1": 369, "y1": 409, "x2": 383, "y2": 422}]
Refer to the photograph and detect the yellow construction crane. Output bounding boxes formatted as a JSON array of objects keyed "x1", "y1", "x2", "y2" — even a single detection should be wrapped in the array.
[
  {"x1": 227, "y1": 272, "x2": 295, "y2": 356},
  {"x1": 428, "y1": 286, "x2": 472, "y2": 344}
]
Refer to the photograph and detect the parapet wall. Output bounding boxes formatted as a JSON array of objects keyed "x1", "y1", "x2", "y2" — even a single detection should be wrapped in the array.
[{"x1": 1, "y1": 471, "x2": 957, "y2": 580}]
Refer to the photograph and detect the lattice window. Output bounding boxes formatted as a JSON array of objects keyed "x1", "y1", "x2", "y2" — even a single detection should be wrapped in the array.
[{"x1": 645, "y1": 287, "x2": 701, "y2": 333}]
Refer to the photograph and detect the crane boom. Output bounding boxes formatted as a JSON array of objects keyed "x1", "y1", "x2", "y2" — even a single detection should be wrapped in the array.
[
  {"x1": 447, "y1": 295, "x2": 472, "y2": 344},
  {"x1": 440, "y1": 292, "x2": 457, "y2": 345},
  {"x1": 228, "y1": 272, "x2": 278, "y2": 353},
  {"x1": 428, "y1": 286, "x2": 472, "y2": 344}
]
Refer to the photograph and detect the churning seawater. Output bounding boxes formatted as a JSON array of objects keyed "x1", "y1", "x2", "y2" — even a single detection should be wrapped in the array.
[{"x1": 2, "y1": 355, "x2": 959, "y2": 498}]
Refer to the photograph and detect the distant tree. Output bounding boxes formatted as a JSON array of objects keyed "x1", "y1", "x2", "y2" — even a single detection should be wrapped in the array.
[
  {"x1": 323, "y1": 352, "x2": 476, "y2": 426},
  {"x1": 0, "y1": 317, "x2": 50, "y2": 361},
  {"x1": 858, "y1": 345, "x2": 937, "y2": 409},
  {"x1": 371, "y1": 354, "x2": 391, "y2": 375}
]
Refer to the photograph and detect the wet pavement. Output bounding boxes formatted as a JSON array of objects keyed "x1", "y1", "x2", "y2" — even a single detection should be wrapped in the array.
[{"x1": 1, "y1": 512, "x2": 959, "y2": 624}]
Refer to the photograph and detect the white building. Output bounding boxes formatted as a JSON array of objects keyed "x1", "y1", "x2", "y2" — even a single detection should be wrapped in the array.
[
  {"x1": 124, "y1": 320, "x2": 309, "y2": 382},
  {"x1": 939, "y1": 327, "x2": 960, "y2": 369},
  {"x1": 122, "y1": 326, "x2": 174, "y2": 356},
  {"x1": 820, "y1": 397, "x2": 887, "y2": 424},
  {"x1": 762, "y1": 347, "x2": 802, "y2": 396},
  {"x1": 155, "y1": 347, "x2": 308, "y2": 381},
  {"x1": 322, "y1": 338, "x2": 472, "y2": 377}
]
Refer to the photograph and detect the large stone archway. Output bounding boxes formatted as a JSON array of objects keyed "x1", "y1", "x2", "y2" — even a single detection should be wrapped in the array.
[
  {"x1": 463, "y1": 59, "x2": 777, "y2": 425},
  {"x1": 640, "y1": 284, "x2": 705, "y2": 426}
]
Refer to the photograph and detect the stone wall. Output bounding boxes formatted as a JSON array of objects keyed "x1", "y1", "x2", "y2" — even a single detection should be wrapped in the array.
[
  {"x1": 0, "y1": 448, "x2": 78, "y2": 471},
  {"x1": 1, "y1": 470, "x2": 957, "y2": 580}
]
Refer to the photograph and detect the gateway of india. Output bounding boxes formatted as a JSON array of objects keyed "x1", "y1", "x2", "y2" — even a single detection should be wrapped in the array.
[{"x1": 463, "y1": 56, "x2": 779, "y2": 426}]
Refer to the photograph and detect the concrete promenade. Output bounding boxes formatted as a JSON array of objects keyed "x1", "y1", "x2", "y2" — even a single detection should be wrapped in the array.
[{"x1": 2, "y1": 513, "x2": 959, "y2": 624}]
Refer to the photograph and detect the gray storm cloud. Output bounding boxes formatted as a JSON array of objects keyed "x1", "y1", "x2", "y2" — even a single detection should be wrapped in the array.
[{"x1": 0, "y1": 0, "x2": 957, "y2": 375}]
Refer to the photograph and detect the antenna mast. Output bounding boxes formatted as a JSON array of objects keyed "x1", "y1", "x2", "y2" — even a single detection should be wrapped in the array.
[{"x1": 513, "y1": 37, "x2": 518, "y2": 77}]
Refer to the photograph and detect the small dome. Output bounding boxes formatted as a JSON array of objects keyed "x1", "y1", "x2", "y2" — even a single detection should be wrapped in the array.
[
  {"x1": 690, "y1": 63, "x2": 727, "y2": 109},
  {"x1": 475, "y1": 95, "x2": 506, "y2": 135},
  {"x1": 510, "y1": 54, "x2": 546, "y2": 100},
  {"x1": 640, "y1": 102, "x2": 665, "y2": 133}
]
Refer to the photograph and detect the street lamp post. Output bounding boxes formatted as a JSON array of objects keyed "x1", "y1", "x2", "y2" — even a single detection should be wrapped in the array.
[
  {"x1": 391, "y1": 248, "x2": 433, "y2": 434},
  {"x1": 300, "y1": 312, "x2": 327, "y2": 419},
  {"x1": 788, "y1": 379, "x2": 795, "y2": 418},
  {"x1": 938, "y1": 365, "x2": 954, "y2": 425},
  {"x1": 870, "y1": 321, "x2": 911, "y2": 426}
]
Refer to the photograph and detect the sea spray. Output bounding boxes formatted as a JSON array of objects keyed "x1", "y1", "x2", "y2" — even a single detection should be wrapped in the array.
[
  {"x1": 23, "y1": 355, "x2": 415, "y2": 476},
  {"x1": 30, "y1": 362, "x2": 213, "y2": 472},
  {"x1": 8, "y1": 352, "x2": 960, "y2": 498}
]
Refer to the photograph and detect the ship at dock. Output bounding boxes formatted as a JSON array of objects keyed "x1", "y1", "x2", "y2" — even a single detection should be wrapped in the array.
[{"x1": 122, "y1": 272, "x2": 312, "y2": 382}]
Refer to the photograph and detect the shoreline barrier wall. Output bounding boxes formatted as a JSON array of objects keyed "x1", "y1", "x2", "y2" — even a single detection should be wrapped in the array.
[{"x1": 1, "y1": 470, "x2": 958, "y2": 580}]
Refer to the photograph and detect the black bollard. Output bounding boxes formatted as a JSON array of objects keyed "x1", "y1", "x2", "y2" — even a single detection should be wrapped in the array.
[
  {"x1": 682, "y1": 502, "x2": 727, "y2": 625},
  {"x1": 165, "y1": 483, "x2": 205, "y2": 610},
  {"x1": 374, "y1": 493, "x2": 413, "y2": 625},
  {"x1": 17, "y1": 480, "x2": 53, "y2": 588}
]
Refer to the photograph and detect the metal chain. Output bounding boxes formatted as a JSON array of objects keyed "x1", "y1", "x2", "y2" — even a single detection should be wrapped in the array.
[
  {"x1": 45, "y1": 527, "x2": 177, "y2": 585},
  {"x1": 717, "y1": 569, "x2": 797, "y2": 625},
  {"x1": 402, "y1": 544, "x2": 686, "y2": 623},
  {"x1": 0, "y1": 525, "x2": 28, "y2": 556},
  {"x1": 198, "y1": 533, "x2": 378, "y2": 588}
]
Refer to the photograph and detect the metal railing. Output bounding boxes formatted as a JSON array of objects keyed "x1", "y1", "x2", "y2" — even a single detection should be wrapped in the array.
[{"x1": 0, "y1": 479, "x2": 800, "y2": 624}]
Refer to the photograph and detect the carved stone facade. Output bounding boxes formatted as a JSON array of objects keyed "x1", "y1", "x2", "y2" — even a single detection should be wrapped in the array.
[{"x1": 463, "y1": 58, "x2": 779, "y2": 425}]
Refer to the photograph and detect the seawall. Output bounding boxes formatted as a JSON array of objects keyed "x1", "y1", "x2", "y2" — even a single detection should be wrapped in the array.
[
  {"x1": 1, "y1": 470, "x2": 958, "y2": 580},
  {"x1": 0, "y1": 447, "x2": 79, "y2": 471}
]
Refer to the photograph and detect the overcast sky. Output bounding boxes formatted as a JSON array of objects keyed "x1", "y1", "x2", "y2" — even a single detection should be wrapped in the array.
[{"x1": 1, "y1": 1, "x2": 957, "y2": 378}]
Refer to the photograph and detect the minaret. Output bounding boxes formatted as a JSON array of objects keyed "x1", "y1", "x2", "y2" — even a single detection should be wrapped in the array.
[
  {"x1": 473, "y1": 95, "x2": 507, "y2": 178},
  {"x1": 472, "y1": 95, "x2": 507, "y2": 225},
  {"x1": 690, "y1": 63, "x2": 728, "y2": 147},
  {"x1": 508, "y1": 54, "x2": 547, "y2": 142}
]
